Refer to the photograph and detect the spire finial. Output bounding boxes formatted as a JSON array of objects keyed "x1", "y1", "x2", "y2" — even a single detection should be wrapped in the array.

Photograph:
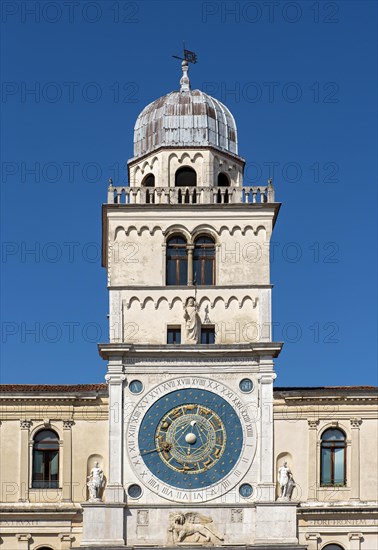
[{"x1": 180, "y1": 60, "x2": 190, "y2": 92}]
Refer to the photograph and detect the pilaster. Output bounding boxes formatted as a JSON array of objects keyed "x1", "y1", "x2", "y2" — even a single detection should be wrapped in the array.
[
  {"x1": 258, "y1": 370, "x2": 276, "y2": 501},
  {"x1": 305, "y1": 532, "x2": 321, "y2": 550},
  {"x1": 307, "y1": 419, "x2": 319, "y2": 501},
  {"x1": 62, "y1": 420, "x2": 74, "y2": 501},
  {"x1": 60, "y1": 533, "x2": 74, "y2": 549},
  {"x1": 19, "y1": 420, "x2": 32, "y2": 502},
  {"x1": 109, "y1": 290, "x2": 122, "y2": 343},
  {"x1": 349, "y1": 532, "x2": 364, "y2": 550},
  {"x1": 350, "y1": 418, "x2": 362, "y2": 501},
  {"x1": 16, "y1": 533, "x2": 31, "y2": 550},
  {"x1": 105, "y1": 357, "x2": 126, "y2": 503}
]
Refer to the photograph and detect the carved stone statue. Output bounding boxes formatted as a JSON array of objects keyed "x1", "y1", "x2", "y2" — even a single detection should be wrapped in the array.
[
  {"x1": 183, "y1": 297, "x2": 200, "y2": 344},
  {"x1": 168, "y1": 512, "x2": 224, "y2": 545},
  {"x1": 87, "y1": 461, "x2": 104, "y2": 502},
  {"x1": 277, "y1": 460, "x2": 295, "y2": 501}
]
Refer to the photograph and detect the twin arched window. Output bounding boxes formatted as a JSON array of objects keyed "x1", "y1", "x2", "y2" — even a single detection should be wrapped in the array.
[
  {"x1": 166, "y1": 235, "x2": 215, "y2": 286},
  {"x1": 32, "y1": 429, "x2": 59, "y2": 488},
  {"x1": 320, "y1": 428, "x2": 346, "y2": 486}
]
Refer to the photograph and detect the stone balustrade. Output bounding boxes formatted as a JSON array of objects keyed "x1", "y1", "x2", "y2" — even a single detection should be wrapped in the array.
[{"x1": 107, "y1": 183, "x2": 275, "y2": 204}]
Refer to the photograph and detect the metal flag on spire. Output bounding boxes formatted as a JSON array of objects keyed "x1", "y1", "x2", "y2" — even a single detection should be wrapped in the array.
[{"x1": 172, "y1": 43, "x2": 198, "y2": 64}]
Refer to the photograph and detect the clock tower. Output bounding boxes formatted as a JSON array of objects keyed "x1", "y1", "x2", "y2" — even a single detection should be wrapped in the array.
[{"x1": 82, "y1": 61, "x2": 302, "y2": 548}]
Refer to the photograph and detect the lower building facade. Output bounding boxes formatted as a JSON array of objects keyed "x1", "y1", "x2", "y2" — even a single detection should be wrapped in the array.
[{"x1": 0, "y1": 383, "x2": 377, "y2": 549}]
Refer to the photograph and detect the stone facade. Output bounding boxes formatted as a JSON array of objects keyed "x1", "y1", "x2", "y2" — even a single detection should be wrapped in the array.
[
  {"x1": 0, "y1": 63, "x2": 377, "y2": 549},
  {"x1": 0, "y1": 386, "x2": 377, "y2": 549}
]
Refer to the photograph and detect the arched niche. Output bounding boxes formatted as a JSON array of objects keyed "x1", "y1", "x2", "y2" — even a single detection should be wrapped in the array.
[
  {"x1": 86, "y1": 453, "x2": 105, "y2": 500},
  {"x1": 276, "y1": 451, "x2": 294, "y2": 499}
]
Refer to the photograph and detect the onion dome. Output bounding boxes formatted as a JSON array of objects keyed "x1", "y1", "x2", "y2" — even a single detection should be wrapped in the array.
[{"x1": 133, "y1": 61, "x2": 238, "y2": 158}]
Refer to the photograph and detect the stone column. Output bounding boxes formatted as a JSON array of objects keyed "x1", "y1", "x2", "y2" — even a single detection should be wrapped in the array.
[
  {"x1": 307, "y1": 420, "x2": 319, "y2": 501},
  {"x1": 105, "y1": 359, "x2": 125, "y2": 503},
  {"x1": 19, "y1": 420, "x2": 32, "y2": 502},
  {"x1": 258, "y1": 370, "x2": 276, "y2": 501},
  {"x1": 350, "y1": 418, "x2": 362, "y2": 501},
  {"x1": 16, "y1": 534, "x2": 31, "y2": 549},
  {"x1": 62, "y1": 420, "x2": 74, "y2": 501},
  {"x1": 187, "y1": 245, "x2": 194, "y2": 285},
  {"x1": 305, "y1": 532, "x2": 321, "y2": 550},
  {"x1": 349, "y1": 532, "x2": 363, "y2": 550}
]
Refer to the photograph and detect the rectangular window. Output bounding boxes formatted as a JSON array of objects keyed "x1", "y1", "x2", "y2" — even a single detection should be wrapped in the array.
[
  {"x1": 167, "y1": 327, "x2": 181, "y2": 344},
  {"x1": 201, "y1": 326, "x2": 215, "y2": 344}
]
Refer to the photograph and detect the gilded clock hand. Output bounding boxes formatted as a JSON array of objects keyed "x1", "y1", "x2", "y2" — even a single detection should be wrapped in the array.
[{"x1": 142, "y1": 441, "x2": 172, "y2": 455}]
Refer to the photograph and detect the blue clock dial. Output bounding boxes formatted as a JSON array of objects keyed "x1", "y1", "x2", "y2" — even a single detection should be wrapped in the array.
[{"x1": 138, "y1": 388, "x2": 243, "y2": 490}]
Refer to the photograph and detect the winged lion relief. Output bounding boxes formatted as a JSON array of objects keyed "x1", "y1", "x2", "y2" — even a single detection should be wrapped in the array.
[{"x1": 168, "y1": 512, "x2": 224, "y2": 545}]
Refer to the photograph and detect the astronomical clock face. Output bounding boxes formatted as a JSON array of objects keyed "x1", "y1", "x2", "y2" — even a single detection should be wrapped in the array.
[{"x1": 126, "y1": 377, "x2": 256, "y2": 503}]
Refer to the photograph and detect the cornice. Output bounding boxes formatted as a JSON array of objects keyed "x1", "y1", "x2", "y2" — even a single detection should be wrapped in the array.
[{"x1": 98, "y1": 342, "x2": 283, "y2": 361}]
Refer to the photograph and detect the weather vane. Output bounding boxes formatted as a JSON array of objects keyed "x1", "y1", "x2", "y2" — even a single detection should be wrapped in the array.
[{"x1": 172, "y1": 42, "x2": 198, "y2": 64}]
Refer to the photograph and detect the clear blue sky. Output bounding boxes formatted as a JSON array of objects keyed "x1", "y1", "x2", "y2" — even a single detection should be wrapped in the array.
[{"x1": 1, "y1": 1, "x2": 377, "y2": 386}]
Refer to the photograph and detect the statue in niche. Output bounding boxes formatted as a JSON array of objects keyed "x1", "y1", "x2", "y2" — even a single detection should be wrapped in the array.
[
  {"x1": 184, "y1": 297, "x2": 200, "y2": 344},
  {"x1": 87, "y1": 461, "x2": 105, "y2": 501},
  {"x1": 277, "y1": 460, "x2": 296, "y2": 501},
  {"x1": 168, "y1": 512, "x2": 224, "y2": 545}
]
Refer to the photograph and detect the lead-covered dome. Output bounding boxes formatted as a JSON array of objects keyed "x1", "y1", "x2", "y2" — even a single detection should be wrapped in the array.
[{"x1": 133, "y1": 61, "x2": 238, "y2": 159}]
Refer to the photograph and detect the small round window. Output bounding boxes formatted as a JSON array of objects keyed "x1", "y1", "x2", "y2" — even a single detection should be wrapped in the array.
[
  {"x1": 239, "y1": 378, "x2": 253, "y2": 393},
  {"x1": 239, "y1": 483, "x2": 253, "y2": 498},
  {"x1": 128, "y1": 484, "x2": 142, "y2": 499},
  {"x1": 129, "y1": 380, "x2": 143, "y2": 394}
]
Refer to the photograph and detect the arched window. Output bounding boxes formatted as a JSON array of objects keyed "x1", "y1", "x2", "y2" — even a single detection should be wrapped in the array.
[
  {"x1": 322, "y1": 545, "x2": 345, "y2": 550},
  {"x1": 142, "y1": 174, "x2": 155, "y2": 204},
  {"x1": 217, "y1": 172, "x2": 230, "y2": 186},
  {"x1": 321, "y1": 428, "x2": 346, "y2": 486},
  {"x1": 194, "y1": 236, "x2": 215, "y2": 285},
  {"x1": 166, "y1": 236, "x2": 188, "y2": 285},
  {"x1": 32, "y1": 429, "x2": 59, "y2": 488},
  {"x1": 175, "y1": 167, "x2": 197, "y2": 187}
]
